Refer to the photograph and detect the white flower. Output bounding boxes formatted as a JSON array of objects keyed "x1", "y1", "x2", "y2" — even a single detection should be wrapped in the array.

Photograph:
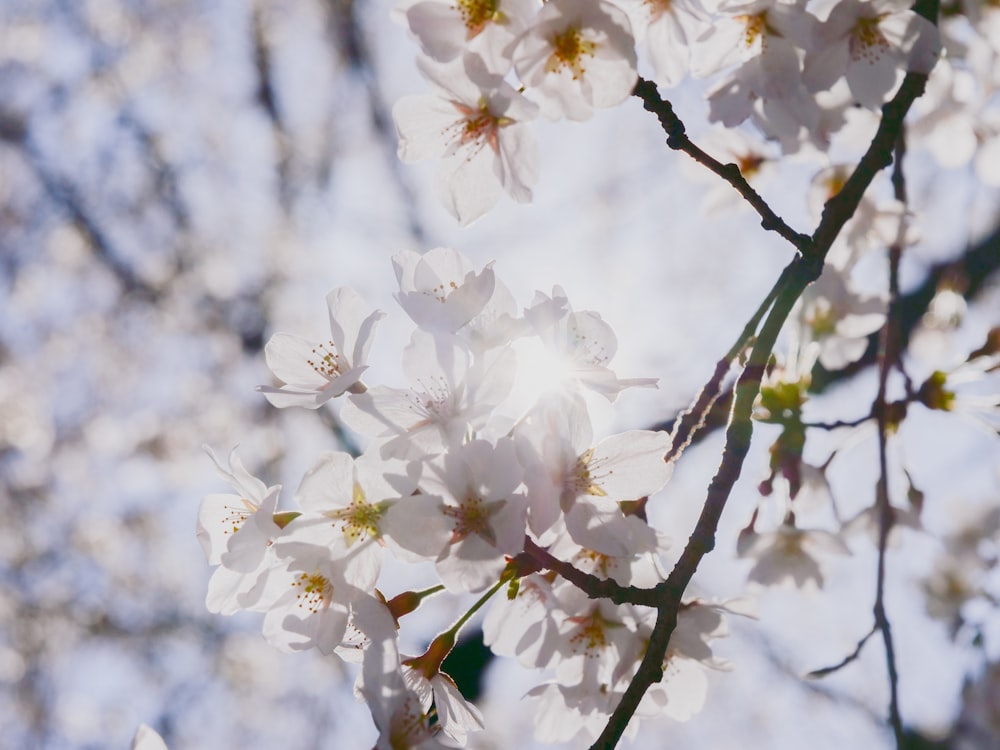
[
  {"x1": 382, "y1": 438, "x2": 527, "y2": 592},
  {"x1": 341, "y1": 331, "x2": 516, "y2": 458},
  {"x1": 632, "y1": 600, "x2": 742, "y2": 722},
  {"x1": 401, "y1": 0, "x2": 537, "y2": 73},
  {"x1": 552, "y1": 589, "x2": 641, "y2": 685},
  {"x1": 618, "y1": 0, "x2": 707, "y2": 88},
  {"x1": 526, "y1": 286, "x2": 658, "y2": 400},
  {"x1": 294, "y1": 450, "x2": 418, "y2": 548},
  {"x1": 793, "y1": 264, "x2": 886, "y2": 371},
  {"x1": 694, "y1": 0, "x2": 819, "y2": 139},
  {"x1": 403, "y1": 668, "x2": 486, "y2": 744},
  {"x1": 392, "y1": 247, "x2": 497, "y2": 333},
  {"x1": 197, "y1": 447, "x2": 282, "y2": 615},
  {"x1": 395, "y1": 56, "x2": 539, "y2": 225},
  {"x1": 258, "y1": 287, "x2": 385, "y2": 408},
  {"x1": 513, "y1": 0, "x2": 639, "y2": 121},
  {"x1": 257, "y1": 524, "x2": 378, "y2": 654},
  {"x1": 739, "y1": 521, "x2": 851, "y2": 588},
  {"x1": 803, "y1": 0, "x2": 940, "y2": 107},
  {"x1": 516, "y1": 393, "x2": 671, "y2": 553},
  {"x1": 482, "y1": 572, "x2": 563, "y2": 667}
]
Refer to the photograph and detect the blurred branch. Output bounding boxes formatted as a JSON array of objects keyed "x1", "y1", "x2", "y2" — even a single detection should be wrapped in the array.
[
  {"x1": 251, "y1": 4, "x2": 293, "y2": 208},
  {"x1": 322, "y1": 0, "x2": 430, "y2": 245},
  {"x1": 21, "y1": 138, "x2": 162, "y2": 302}
]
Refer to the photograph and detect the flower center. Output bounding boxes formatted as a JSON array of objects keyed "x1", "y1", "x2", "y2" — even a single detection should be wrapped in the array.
[
  {"x1": 566, "y1": 606, "x2": 621, "y2": 655},
  {"x1": 850, "y1": 16, "x2": 889, "y2": 62},
  {"x1": 455, "y1": 0, "x2": 500, "y2": 34},
  {"x1": 643, "y1": 0, "x2": 673, "y2": 20},
  {"x1": 221, "y1": 498, "x2": 256, "y2": 535},
  {"x1": 293, "y1": 570, "x2": 333, "y2": 614},
  {"x1": 306, "y1": 340, "x2": 342, "y2": 380},
  {"x1": 547, "y1": 27, "x2": 596, "y2": 79},
  {"x1": 805, "y1": 298, "x2": 837, "y2": 338},
  {"x1": 330, "y1": 482, "x2": 386, "y2": 545},
  {"x1": 410, "y1": 376, "x2": 456, "y2": 425},
  {"x1": 443, "y1": 495, "x2": 502, "y2": 544},
  {"x1": 570, "y1": 449, "x2": 610, "y2": 498},
  {"x1": 738, "y1": 13, "x2": 770, "y2": 49},
  {"x1": 447, "y1": 100, "x2": 509, "y2": 159}
]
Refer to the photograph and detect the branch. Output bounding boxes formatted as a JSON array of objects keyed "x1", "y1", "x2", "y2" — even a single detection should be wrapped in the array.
[
  {"x1": 632, "y1": 78, "x2": 811, "y2": 253},
  {"x1": 590, "y1": 253, "x2": 821, "y2": 750},
  {"x1": 664, "y1": 264, "x2": 789, "y2": 464},
  {"x1": 596, "y1": 45, "x2": 939, "y2": 749},
  {"x1": 520, "y1": 537, "x2": 655, "y2": 606},
  {"x1": 807, "y1": 625, "x2": 878, "y2": 678}
]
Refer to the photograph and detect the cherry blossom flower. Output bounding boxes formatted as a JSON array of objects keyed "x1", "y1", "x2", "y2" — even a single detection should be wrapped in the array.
[
  {"x1": 693, "y1": 0, "x2": 819, "y2": 140},
  {"x1": 805, "y1": 164, "x2": 919, "y2": 270},
  {"x1": 341, "y1": 331, "x2": 516, "y2": 458},
  {"x1": 361, "y1": 634, "x2": 450, "y2": 750},
  {"x1": 515, "y1": 393, "x2": 671, "y2": 553},
  {"x1": 526, "y1": 286, "x2": 658, "y2": 400},
  {"x1": 403, "y1": 667, "x2": 486, "y2": 744},
  {"x1": 198, "y1": 447, "x2": 282, "y2": 615},
  {"x1": 528, "y1": 678, "x2": 631, "y2": 744},
  {"x1": 910, "y1": 38, "x2": 1000, "y2": 186},
  {"x1": 394, "y1": 57, "x2": 539, "y2": 225},
  {"x1": 792, "y1": 264, "x2": 886, "y2": 371},
  {"x1": 738, "y1": 520, "x2": 851, "y2": 588},
  {"x1": 400, "y1": 0, "x2": 537, "y2": 73},
  {"x1": 632, "y1": 600, "x2": 744, "y2": 722},
  {"x1": 513, "y1": 0, "x2": 639, "y2": 121},
  {"x1": 293, "y1": 450, "x2": 418, "y2": 548},
  {"x1": 258, "y1": 287, "x2": 385, "y2": 409},
  {"x1": 382, "y1": 438, "x2": 527, "y2": 591},
  {"x1": 256, "y1": 524, "x2": 379, "y2": 654},
  {"x1": 392, "y1": 247, "x2": 497, "y2": 333},
  {"x1": 617, "y1": 0, "x2": 707, "y2": 88},
  {"x1": 482, "y1": 571, "x2": 563, "y2": 667},
  {"x1": 803, "y1": 0, "x2": 940, "y2": 107}
]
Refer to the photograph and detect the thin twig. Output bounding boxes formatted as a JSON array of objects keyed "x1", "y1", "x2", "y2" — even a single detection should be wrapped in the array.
[
  {"x1": 802, "y1": 414, "x2": 872, "y2": 430},
  {"x1": 664, "y1": 265, "x2": 790, "y2": 464},
  {"x1": 807, "y1": 625, "x2": 878, "y2": 678},
  {"x1": 868, "y1": 128, "x2": 912, "y2": 750},
  {"x1": 632, "y1": 78, "x2": 811, "y2": 254},
  {"x1": 520, "y1": 537, "x2": 654, "y2": 606}
]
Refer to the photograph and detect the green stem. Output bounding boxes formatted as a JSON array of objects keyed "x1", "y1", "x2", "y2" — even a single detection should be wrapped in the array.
[{"x1": 446, "y1": 574, "x2": 509, "y2": 638}]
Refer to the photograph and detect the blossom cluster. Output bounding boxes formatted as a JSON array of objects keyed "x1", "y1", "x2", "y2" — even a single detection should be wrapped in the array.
[
  {"x1": 178, "y1": 1, "x2": 1000, "y2": 746},
  {"x1": 199, "y1": 246, "x2": 748, "y2": 745},
  {"x1": 193, "y1": 229, "x2": 1000, "y2": 745},
  {"x1": 389, "y1": 0, "x2": 964, "y2": 223}
]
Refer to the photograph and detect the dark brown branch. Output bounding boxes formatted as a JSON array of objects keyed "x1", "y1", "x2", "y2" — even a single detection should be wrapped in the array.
[
  {"x1": 590, "y1": 254, "x2": 821, "y2": 750},
  {"x1": 802, "y1": 414, "x2": 872, "y2": 430},
  {"x1": 520, "y1": 538, "x2": 648, "y2": 605},
  {"x1": 597, "y1": 45, "x2": 939, "y2": 750},
  {"x1": 632, "y1": 78, "x2": 811, "y2": 253},
  {"x1": 869, "y1": 128, "x2": 911, "y2": 750},
  {"x1": 807, "y1": 625, "x2": 877, "y2": 678}
]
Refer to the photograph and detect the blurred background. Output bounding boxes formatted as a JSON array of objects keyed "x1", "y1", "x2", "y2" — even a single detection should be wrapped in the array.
[{"x1": 2, "y1": 1, "x2": 1000, "y2": 749}]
